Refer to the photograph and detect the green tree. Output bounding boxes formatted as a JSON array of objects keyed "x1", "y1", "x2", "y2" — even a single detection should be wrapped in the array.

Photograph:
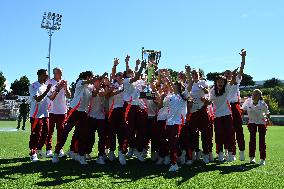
[
  {"x1": 168, "y1": 69, "x2": 179, "y2": 82},
  {"x1": 263, "y1": 95, "x2": 281, "y2": 115},
  {"x1": 10, "y1": 76, "x2": 30, "y2": 96},
  {"x1": 206, "y1": 72, "x2": 222, "y2": 82},
  {"x1": 263, "y1": 78, "x2": 283, "y2": 88},
  {"x1": 0, "y1": 71, "x2": 6, "y2": 94},
  {"x1": 240, "y1": 73, "x2": 255, "y2": 86}
]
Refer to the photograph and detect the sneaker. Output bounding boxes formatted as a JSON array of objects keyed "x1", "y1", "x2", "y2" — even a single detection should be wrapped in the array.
[
  {"x1": 209, "y1": 152, "x2": 214, "y2": 162},
  {"x1": 259, "y1": 159, "x2": 266, "y2": 166},
  {"x1": 224, "y1": 149, "x2": 229, "y2": 161},
  {"x1": 78, "y1": 155, "x2": 88, "y2": 165},
  {"x1": 59, "y1": 149, "x2": 65, "y2": 158},
  {"x1": 151, "y1": 151, "x2": 159, "y2": 162},
  {"x1": 192, "y1": 151, "x2": 196, "y2": 161},
  {"x1": 36, "y1": 150, "x2": 45, "y2": 159},
  {"x1": 250, "y1": 157, "x2": 256, "y2": 164},
  {"x1": 186, "y1": 160, "x2": 193, "y2": 165},
  {"x1": 156, "y1": 157, "x2": 164, "y2": 165},
  {"x1": 239, "y1": 151, "x2": 245, "y2": 161},
  {"x1": 103, "y1": 153, "x2": 108, "y2": 161},
  {"x1": 169, "y1": 164, "x2": 179, "y2": 172},
  {"x1": 126, "y1": 148, "x2": 134, "y2": 158},
  {"x1": 164, "y1": 155, "x2": 171, "y2": 165},
  {"x1": 108, "y1": 151, "x2": 116, "y2": 162},
  {"x1": 218, "y1": 152, "x2": 224, "y2": 162},
  {"x1": 30, "y1": 153, "x2": 39, "y2": 162},
  {"x1": 142, "y1": 148, "x2": 148, "y2": 159},
  {"x1": 66, "y1": 150, "x2": 75, "y2": 159},
  {"x1": 178, "y1": 150, "x2": 186, "y2": 165},
  {"x1": 52, "y1": 153, "x2": 59, "y2": 163},
  {"x1": 196, "y1": 151, "x2": 202, "y2": 161},
  {"x1": 203, "y1": 154, "x2": 210, "y2": 164},
  {"x1": 46, "y1": 150, "x2": 53, "y2": 158},
  {"x1": 96, "y1": 156, "x2": 106, "y2": 165},
  {"x1": 85, "y1": 154, "x2": 92, "y2": 161},
  {"x1": 133, "y1": 149, "x2": 145, "y2": 162},
  {"x1": 118, "y1": 151, "x2": 126, "y2": 165},
  {"x1": 227, "y1": 152, "x2": 234, "y2": 162}
]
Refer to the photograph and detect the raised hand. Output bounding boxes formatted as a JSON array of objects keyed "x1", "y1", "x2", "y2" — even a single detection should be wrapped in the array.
[
  {"x1": 136, "y1": 59, "x2": 141, "y2": 66},
  {"x1": 239, "y1": 49, "x2": 246, "y2": 57},
  {"x1": 185, "y1": 65, "x2": 191, "y2": 73},
  {"x1": 114, "y1": 58, "x2": 120, "y2": 66},
  {"x1": 125, "y1": 55, "x2": 130, "y2": 63},
  {"x1": 47, "y1": 84, "x2": 52, "y2": 91}
]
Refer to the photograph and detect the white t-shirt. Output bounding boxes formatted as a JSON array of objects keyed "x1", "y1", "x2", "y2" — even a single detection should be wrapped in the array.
[
  {"x1": 46, "y1": 78, "x2": 68, "y2": 114},
  {"x1": 29, "y1": 81, "x2": 49, "y2": 118},
  {"x1": 242, "y1": 98, "x2": 270, "y2": 124},
  {"x1": 123, "y1": 78, "x2": 146, "y2": 109},
  {"x1": 88, "y1": 93, "x2": 105, "y2": 120},
  {"x1": 229, "y1": 76, "x2": 242, "y2": 103},
  {"x1": 190, "y1": 80, "x2": 208, "y2": 113},
  {"x1": 166, "y1": 91, "x2": 189, "y2": 125},
  {"x1": 109, "y1": 82, "x2": 124, "y2": 110},
  {"x1": 70, "y1": 80, "x2": 93, "y2": 112},
  {"x1": 146, "y1": 100, "x2": 158, "y2": 117},
  {"x1": 157, "y1": 95, "x2": 170, "y2": 121},
  {"x1": 209, "y1": 84, "x2": 238, "y2": 118}
]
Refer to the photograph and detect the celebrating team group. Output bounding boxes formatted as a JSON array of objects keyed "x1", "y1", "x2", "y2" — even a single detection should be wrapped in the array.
[{"x1": 28, "y1": 49, "x2": 271, "y2": 172}]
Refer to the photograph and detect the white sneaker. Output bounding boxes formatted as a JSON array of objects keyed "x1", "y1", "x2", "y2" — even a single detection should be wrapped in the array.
[
  {"x1": 52, "y1": 153, "x2": 59, "y2": 163},
  {"x1": 151, "y1": 151, "x2": 159, "y2": 162},
  {"x1": 66, "y1": 150, "x2": 75, "y2": 159},
  {"x1": 133, "y1": 149, "x2": 145, "y2": 162},
  {"x1": 118, "y1": 151, "x2": 126, "y2": 165},
  {"x1": 169, "y1": 164, "x2": 179, "y2": 172},
  {"x1": 203, "y1": 154, "x2": 210, "y2": 164},
  {"x1": 142, "y1": 148, "x2": 148, "y2": 159},
  {"x1": 78, "y1": 155, "x2": 88, "y2": 165},
  {"x1": 186, "y1": 160, "x2": 193, "y2": 165},
  {"x1": 259, "y1": 159, "x2": 266, "y2": 166},
  {"x1": 250, "y1": 157, "x2": 256, "y2": 164},
  {"x1": 227, "y1": 152, "x2": 234, "y2": 162},
  {"x1": 73, "y1": 153, "x2": 80, "y2": 161},
  {"x1": 164, "y1": 155, "x2": 171, "y2": 165},
  {"x1": 85, "y1": 154, "x2": 92, "y2": 161},
  {"x1": 108, "y1": 151, "x2": 116, "y2": 162},
  {"x1": 239, "y1": 151, "x2": 245, "y2": 161},
  {"x1": 59, "y1": 149, "x2": 65, "y2": 158},
  {"x1": 178, "y1": 150, "x2": 186, "y2": 165},
  {"x1": 36, "y1": 150, "x2": 45, "y2": 159},
  {"x1": 224, "y1": 149, "x2": 229, "y2": 161},
  {"x1": 192, "y1": 151, "x2": 196, "y2": 161},
  {"x1": 156, "y1": 157, "x2": 164, "y2": 165},
  {"x1": 196, "y1": 151, "x2": 202, "y2": 161},
  {"x1": 46, "y1": 150, "x2": 53, "y2": 158},
  {"x1": 30, "y1": 154, "x2": 39, "y2": 162},
  {"x1": 218, "y1": 152, "x2": 224, "y2": 162},
  {"x1": 103, "y1": 153, "x2": 108, "y2": 161},
  {"x1": 126, "y1": 148, "x2": 134, "y2": 158},
  {"x1": 209, "y1": 152, "x2": 214, "y2": 162},
  {"x1": 96, "y1": 156, "x2": 106, "y2": 165}
]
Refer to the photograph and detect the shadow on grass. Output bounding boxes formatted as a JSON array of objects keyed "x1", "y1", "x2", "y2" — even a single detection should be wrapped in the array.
[{"x1": 0, "y1": 157, "x2": 259, "y2": 187}]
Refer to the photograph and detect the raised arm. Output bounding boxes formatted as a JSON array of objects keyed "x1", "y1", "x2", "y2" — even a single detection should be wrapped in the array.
[
  {"x1": 125, "y1": 55, "x2": 130, "y2": 71},
  {"x1": 130, "y1": 60, "x2": 146, "y2": 83},
  {"x1": 185, "y1": 65, "x2": 193, "y2": 92},
  {"x1": 111, "y1": 58, "x2": 120, "y2": 82},
  {"x1": 238, "y1": 49, "x2": 246, "y2": 78}
]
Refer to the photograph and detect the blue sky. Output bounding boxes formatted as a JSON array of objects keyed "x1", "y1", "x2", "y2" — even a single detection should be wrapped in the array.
[{"x1": 1, "y1": 0, "x2": 283, "y2": 88}]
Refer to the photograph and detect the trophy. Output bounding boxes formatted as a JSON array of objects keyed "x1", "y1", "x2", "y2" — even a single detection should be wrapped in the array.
[{"x1": 139, "y1": 47, "x2": 161, "y2": 100}]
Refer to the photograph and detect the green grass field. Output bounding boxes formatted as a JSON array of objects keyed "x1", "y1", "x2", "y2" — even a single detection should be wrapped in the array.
[{"x1": 0, "y1": 121, "x2": 284, "y2": 189}]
